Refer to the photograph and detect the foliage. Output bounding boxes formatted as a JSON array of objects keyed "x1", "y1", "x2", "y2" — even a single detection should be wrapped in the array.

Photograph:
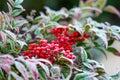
[{"x1": 0, "y1": 0, "x2": 120, "y2": 80}]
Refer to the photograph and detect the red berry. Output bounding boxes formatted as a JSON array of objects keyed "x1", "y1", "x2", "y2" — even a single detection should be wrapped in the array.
[{"x1": 83, "y1": 32, "x2": 90, "y2": 38}]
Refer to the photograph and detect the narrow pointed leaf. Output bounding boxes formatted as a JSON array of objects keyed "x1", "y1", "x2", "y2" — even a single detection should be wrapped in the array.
[
  {"x1": 10, "y1": 71, "x2": 24, "y2": 80},
  {"x1": 25, "y1": 61, "x2": 38, "y2": 80},
  {"x1": 104, "y1": 5, "x2": 120, "y2": 17},
  {"x1": 0, "y1": 55, "x2": 14, "y2": 65},
  {"x1": 17, "y1": 40, "x2": 27, "y2": 49},
  {"x1": 36, "y1": 62, "x2": 50, "y2": 76},
  {"x1": 15, "y1": 61, "x2": 29, "y2": 80},
  {"x1": 0, "y1": 31, "x2": 7, "y2": 44},
  {"x1": 14, "y1": 0, "x2": 23, "y2": 6},
  {"x1": 0, "y1": 64, "x2": 10, "y2": 74},
  {"x1": 4, "y1": 30, "x2": 17, "y2": 41}
]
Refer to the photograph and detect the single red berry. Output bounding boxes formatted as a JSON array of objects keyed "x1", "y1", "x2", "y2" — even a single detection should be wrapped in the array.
[
  {"x1": 83, "y1": 32, "x2": 90, "y2": 38},
  {"x1": 37, "y1": 64, "x2": 40, "y2": 67}
]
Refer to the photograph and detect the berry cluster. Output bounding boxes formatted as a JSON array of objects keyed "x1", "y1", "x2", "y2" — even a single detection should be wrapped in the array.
[
  {"x1": 24, "y1": 40, "x2": 76, "y2": 63},
  {"x1": 24, "y1": 26, "x2": 90, "y2": 64},
  {"x1": 50, "y1": 26, "x2": 90, "y2": 51}
]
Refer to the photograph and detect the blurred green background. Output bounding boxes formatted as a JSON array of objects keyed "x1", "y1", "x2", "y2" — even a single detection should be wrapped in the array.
[{"x1": 0, "y1": 0, "x2": 120, "y2": 25}]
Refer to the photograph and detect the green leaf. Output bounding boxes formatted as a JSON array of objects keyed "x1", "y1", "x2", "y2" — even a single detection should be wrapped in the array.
[
  {"x1": 61, "y1": 69, "x2": 70, "y2": 79},
  {"x1": 96, "y1": 32, "x2": 108, "y2": 48},
  {"x1": 12, "y1": 9, "x2": 23, "y2": 16},
  {"x1": 17, "y1": 40, "x2": 27, "y2": 49},
  {"x1": 51, "y1": 14, "x2": 61, "y2": 21},
  {"x1": 76, "y1": 42, "x2": 86, "y2": 46},
  {"x1": 61, "y1": 65, "x2": 72, "y2": 80},
  {"x1": 37, "y1": 62, "x2": 50, "y2": 77},
  {"x1": 95, "y1": 47, "x2": 107, "y2": 58},
  {"x1": 34, "y1": 17, "x2": 42, "y2": 23},
  {"x1": 59, "y1": 56, "x2": 73, "y2": 65},
  {"x1": 4, "y1": 30, "x2": 17, "y2": 42},
  {"x1": 107, "y1": 47, "x2": 118, "y2": 54},
  {"x1": 83, "y1": 62, "x2": 93, "y2": 70},
  {"x1": 37, "y1": 59, "x2": 52, "y2": 66},
  {"x1": 0, "y1": 31, "x2": 7, "y2": 44},
  {"x1": 15, "y1": 61, "x2": 29, "y2": 80},
  {"x1": 80, "y1": 47, "x2": 88, "y2": 62},
  {"x1": 26, "y1": 34, "x2": 32, "y2": 41},
  {"x1": 111, "y1": 72, "x2": 120, "y2": 80},
  {"x1": 111, "y1": 25, "x2": 120, "y2": 39},
  {"x1": 108, "y1": 39, "x2": 114, "y2": 46},
  {"x1": 74, "y1": 72, "x2": 97, "y2": 80},
  {"x1": 94, "y1": 0, "x2": 107, "y2": 9},
  {"x1": 25, "y1": 61, "x2": 38, "y2": 80},
  {"x1": 38, "y1": 67, "x2": 47, "y2": 80},
  {"x1": 34, "y1": 28, "x2": 44, "y2": 39},
  {"x1": 74, "y1": 22, "x2": 83, "y2": 33},
  {"x1": 74, "y1": 73, "x2": 89, "y2": 80},
  {"x1": 8, "y1": 39, "x2": 16, "y2": 51},
  {"x1": 14, "y1": 5, "x2": 25, "y2": 11},
  {"x1": 10, "y1": 71, "x2": 24, "y2": 80},
  {"x1": 0, "y1": 68, "x2": 4, "y2": 79},
  {"x1": 13, "y1": 20, "x2": 28, "y2": 28},
  {"x1": 94, "y1": 41, "x2": 101, "y2": 47},
  {"x1": 14, "y1": 0, "x2": 24, "y2": 6},
  {"x1": 112, "y1": 32, "x2": 120, "y2": 40}
]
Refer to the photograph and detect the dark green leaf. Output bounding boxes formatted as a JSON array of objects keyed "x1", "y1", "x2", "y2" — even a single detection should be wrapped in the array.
[
  {"x1": 108, "y1": 39, "x2": 114, "y2": 46},
  {"x1": 38, "y1": 67, "x2": 47, "y2": 80},
  {"x1": 107, "y1": 47, "x2": 118, "y2": 54}
]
